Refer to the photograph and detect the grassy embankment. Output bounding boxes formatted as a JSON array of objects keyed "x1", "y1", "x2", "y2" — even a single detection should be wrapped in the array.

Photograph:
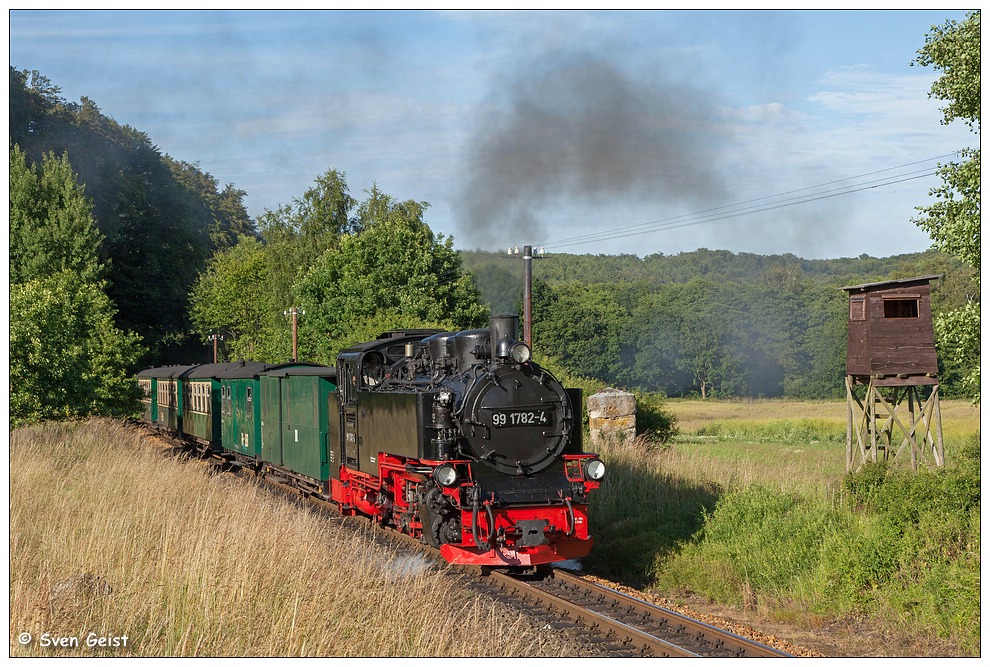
[
  {"x1": 9, "y1": 419, "x2": 577, "y2": 657},
  {"x1": 583, "y1": 398, "x2": 981, "y2": 656}
]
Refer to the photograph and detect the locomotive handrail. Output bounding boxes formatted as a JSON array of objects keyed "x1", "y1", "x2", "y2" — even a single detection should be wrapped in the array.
[
  {"x1": 564, "y1": 497, "x2": 576, "y2": 537},
  {"x1": 462, "y1": 417, "x2": 492, "y2": 441},
  {"x1": 470, "y1": 491, "x2": 489, "y2": 551}
]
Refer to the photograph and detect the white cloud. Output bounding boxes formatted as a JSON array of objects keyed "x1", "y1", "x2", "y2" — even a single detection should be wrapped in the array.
[{"x1": 731, "y1": 102, "x2": 802, "y2": 123}]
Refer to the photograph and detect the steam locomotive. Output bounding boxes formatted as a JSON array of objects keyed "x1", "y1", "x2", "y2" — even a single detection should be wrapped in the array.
[{"x1": 137, "y1": 315, "x2": 605, "y2": 568}]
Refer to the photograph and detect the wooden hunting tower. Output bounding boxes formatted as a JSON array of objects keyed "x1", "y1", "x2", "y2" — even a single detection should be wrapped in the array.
[{"x1": 841, "y1": 275, "x2": 944, "y2": 471}]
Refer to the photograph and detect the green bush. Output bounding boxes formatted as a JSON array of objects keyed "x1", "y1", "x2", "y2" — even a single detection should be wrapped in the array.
[
  {"x1": 635, "y1": 391, "x2": 679, "y2": 443},
  {"x1": 655, "y1": 486, "x2": 845, "y2": 603},
  {"x1": 843, "y1": 459, "x2": 980, "y2": 529},
  {"x1": 651, "y1": 458, "x2": 981, "y2": 653}
]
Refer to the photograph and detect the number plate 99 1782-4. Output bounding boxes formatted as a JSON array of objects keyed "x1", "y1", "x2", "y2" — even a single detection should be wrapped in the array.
[{"x1": 491, "y1": 409, "x2": 551, "y2": 427}]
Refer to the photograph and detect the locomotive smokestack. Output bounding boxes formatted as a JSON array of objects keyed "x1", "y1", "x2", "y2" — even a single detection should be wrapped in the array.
[{"x1": 490, "y1": 315, "x2": 520, "y2": 346}]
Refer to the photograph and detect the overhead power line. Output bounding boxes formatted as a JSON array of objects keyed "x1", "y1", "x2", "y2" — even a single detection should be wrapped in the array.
[{"x1": 537, "y1": 153, "x2": 959, "y2": 251}]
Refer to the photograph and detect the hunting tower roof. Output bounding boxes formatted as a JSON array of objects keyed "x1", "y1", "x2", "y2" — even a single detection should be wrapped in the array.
[{"x1": 840, "y1": 274, "x2": 941, "y2": 292}]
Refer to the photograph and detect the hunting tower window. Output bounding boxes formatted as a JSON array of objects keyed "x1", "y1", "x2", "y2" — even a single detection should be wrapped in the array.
[
  {"x1": 883, "y1": 298, "x2": 919, "y2": 319},
  {"x1": 849, "y1": 298, "x2": 866, "y2": 321}
]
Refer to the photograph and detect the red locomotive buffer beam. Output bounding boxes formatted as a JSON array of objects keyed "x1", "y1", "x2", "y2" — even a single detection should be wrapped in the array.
[{"x1": 440, "y1": 501, "x2": 594, "y2": 567}]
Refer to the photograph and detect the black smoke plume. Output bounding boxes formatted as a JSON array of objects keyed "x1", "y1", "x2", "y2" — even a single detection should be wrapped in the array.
[{"x1": 457, "y1": 51, "x2": 731, "y2": 250}]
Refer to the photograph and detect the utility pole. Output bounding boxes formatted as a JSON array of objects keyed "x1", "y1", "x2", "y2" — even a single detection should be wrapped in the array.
[
  {"x1": 284, "y1": 307, "x2": 305, "y2": 362},
  {"x1": 208, "y1": 331, "x2": 224, "y2": 363},
  {"x1": 505, "y1": 245, "x2": 546, "y2": 347}
]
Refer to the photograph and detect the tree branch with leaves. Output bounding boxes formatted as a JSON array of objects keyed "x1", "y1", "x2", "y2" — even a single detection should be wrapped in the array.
[{"x1": 912, "y1": 11, "x2": 980, "y2": 402}]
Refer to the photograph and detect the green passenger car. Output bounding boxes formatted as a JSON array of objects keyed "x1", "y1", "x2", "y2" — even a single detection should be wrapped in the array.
[
  {"x1": 183, "y1": 366, "x2": 217, "y2": 449},
  {"x1": 184, "y1": 362, "x2": 264, "y2": 452},
  {"x1": 259, "y1": 364, "x2": 338, "y2": 489},
  {"x1": 142, "y1": 365, "x2": 198, "y2": 433},
  {"x1": 135, "y1": 370, "x2": 158, "y2": 423},
  {"x1": 216, "y1": 361, "x2": 273, "y2": 461}
]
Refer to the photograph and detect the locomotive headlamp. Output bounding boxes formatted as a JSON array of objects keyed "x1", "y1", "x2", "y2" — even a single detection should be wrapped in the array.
[
  {"x1": 584, "y1": 459, "x2": 606, "y2": 481},
  {"x1": 434, "y1": 464, "x2": 459, "y2": 487},
  {"x1": 509, "y1": 342, "x2": 532, "y2": 364}
]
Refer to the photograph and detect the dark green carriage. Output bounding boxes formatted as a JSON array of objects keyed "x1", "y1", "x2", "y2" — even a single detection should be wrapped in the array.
[
  {"x1": 183, "y1": 363, "x2": 262, "y2": 452},
  {"x1": 215, "y1": 361, "x2": 273, "y2": 460},
  {"x1": 135, "y1": 368, "x2": 158, "y2": 423},
  {"x1": 139, "y1": 365, "x2": 198, "y2": 433},
  {"x1": 259, "y1": 364, "x2": 338, "y2": 488}
]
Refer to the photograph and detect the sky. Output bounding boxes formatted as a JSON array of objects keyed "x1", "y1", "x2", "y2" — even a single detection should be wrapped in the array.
[{"x1": 7, "y1": 8, "x2": 978, "y2": 260}]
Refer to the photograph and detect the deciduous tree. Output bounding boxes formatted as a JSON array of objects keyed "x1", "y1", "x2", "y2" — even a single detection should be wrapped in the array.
[
  {"x1": 296, "y1": 190, "x2": 486, "y2": 362},
  {"x1": 189, "y1": 235, "x2": 284, "y2": 361},
  {"x1": 10, "y1": 272, "x2": 143, "y2": 425},
  {"x1": 9, "y1": 146, "x2": 142, "y2": 425},
  {"x1": 9, "y1": 145, "x2": 104, "y2": 284},
  {"x1": 913, "y1": 11, "x2": 980, "y2": 401}
]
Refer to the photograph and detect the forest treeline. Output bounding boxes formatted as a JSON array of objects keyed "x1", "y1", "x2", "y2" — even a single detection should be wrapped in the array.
[{"x1": 462, "y1": 248, "x2": 977, "y2": 399}]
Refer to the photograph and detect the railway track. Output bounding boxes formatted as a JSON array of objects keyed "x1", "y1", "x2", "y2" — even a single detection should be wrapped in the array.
[
  {"x1": 483, "y1": 568, "x2": 793, "y2": 657},
  {"x1": 148, "y1": 426, "x2": 793, "y2": 658}
]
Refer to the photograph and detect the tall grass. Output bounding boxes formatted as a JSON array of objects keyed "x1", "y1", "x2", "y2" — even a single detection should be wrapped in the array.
[
  {"x1": 10, "y1": 420, "x2": 577, "y2": 657},
  {"x1": 582, "y1": 436, "x2": 720, "y2": 586},
  {"x1": 584, "y1": 397, "x2": 981, "y2": 656},
  {"x1": 650, "y1": 453, "x2": 981, "y2": 655}
]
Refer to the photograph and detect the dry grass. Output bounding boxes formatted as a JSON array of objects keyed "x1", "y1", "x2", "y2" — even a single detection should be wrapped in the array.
[{"x1": 9, "y1": 419, "x2": 576, "y2": 657}]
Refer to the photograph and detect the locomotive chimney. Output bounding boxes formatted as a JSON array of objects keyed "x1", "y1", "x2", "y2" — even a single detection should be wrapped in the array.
[{"x1": 489, "y1": 315, "x2": 520, "y2": 346}]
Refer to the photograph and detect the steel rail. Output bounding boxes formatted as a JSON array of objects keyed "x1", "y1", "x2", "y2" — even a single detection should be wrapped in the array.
[
  {"x1": 488, "y1": 569, "x2": 792, "y2": 658},
  {"x1": 487, "y1": 570, "x2": 700, "y2": 656},
  {"x1": 552, "y1": 569, "x2": 792, "y2": 657}
]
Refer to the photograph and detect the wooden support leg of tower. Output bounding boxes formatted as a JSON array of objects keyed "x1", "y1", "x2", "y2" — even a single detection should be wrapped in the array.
[
  {"x1": 870, "y1": 381, "x2": 880, "y2": 464},
  {"x1": 932, "y1": 385, "x2": 945, "y2": 467},
  {"x1": 874, "y1": 387, "x2": 921, "y2": 471},
  {"x1": 914, "y1": 384, "x2": 945, "y2": 468},
  {"x1": 904, "y1": 387, "x2": 928, "y2": 472},
  {"x1": 846, "y1": 376, "x2": 872, "y2": 472},
  {"x1": 914, "y1": 386, "x2": 931, "y2": 469},
  {"x1": 846, "y1": 377, "x2": 854, "y2": 472}
]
